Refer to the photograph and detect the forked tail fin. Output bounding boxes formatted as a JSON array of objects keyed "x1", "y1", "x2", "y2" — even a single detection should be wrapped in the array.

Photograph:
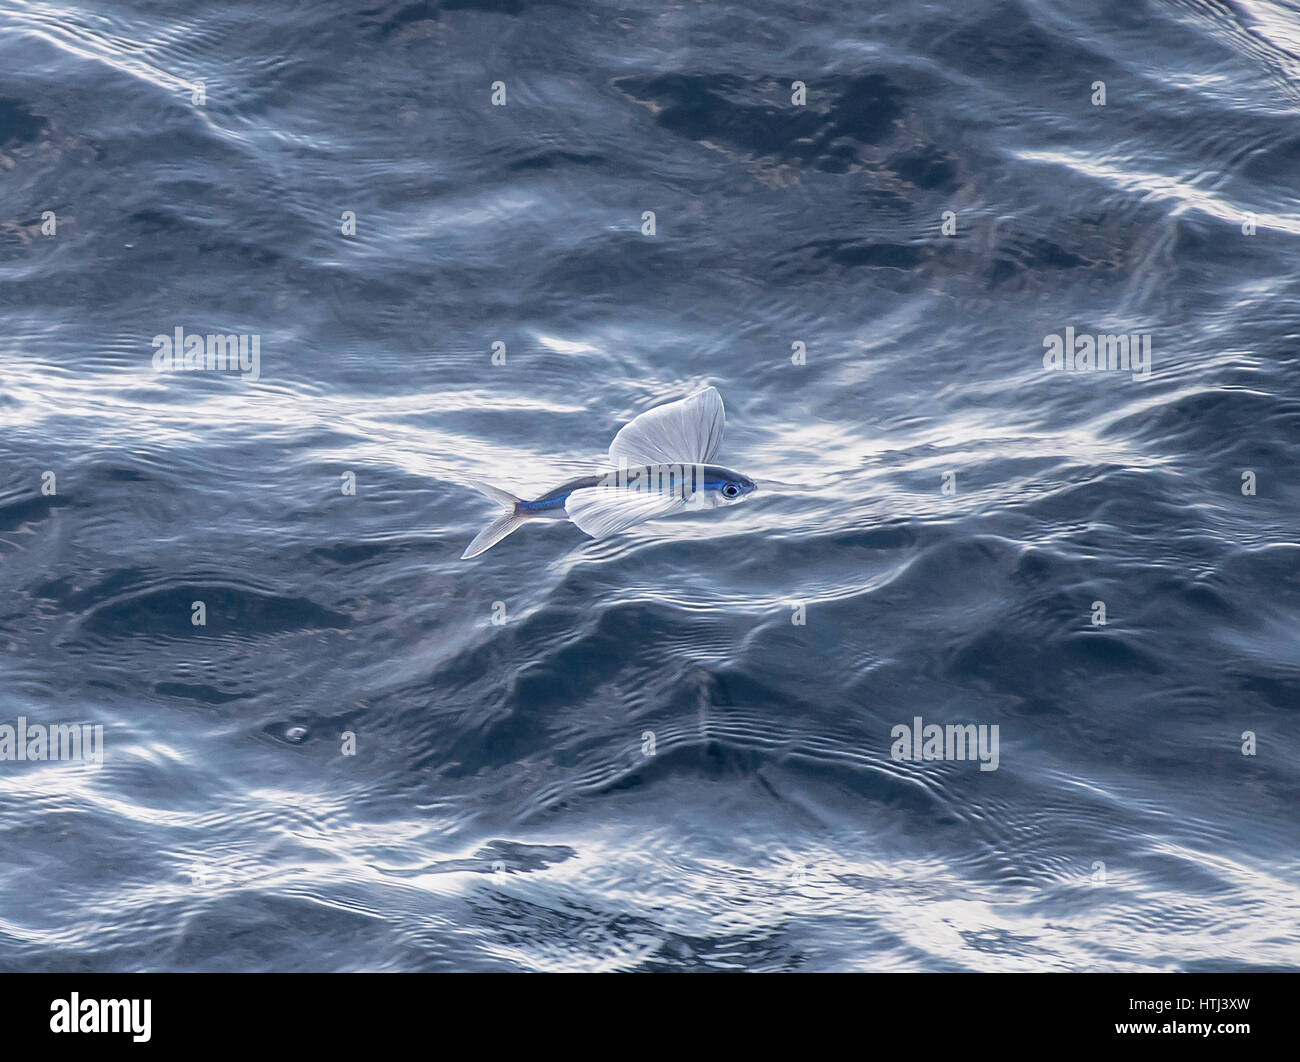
[{"x1": 461, "y1": 480, "x2": 525, "y2": 559}]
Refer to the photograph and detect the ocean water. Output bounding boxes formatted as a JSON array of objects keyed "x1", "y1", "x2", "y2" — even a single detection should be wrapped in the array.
[{"x1": 1, "y1": 0, "x2": 1298, "y2": 972}]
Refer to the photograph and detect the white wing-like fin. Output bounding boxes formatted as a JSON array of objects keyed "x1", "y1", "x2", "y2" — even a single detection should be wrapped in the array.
[
  {"x1": 565, "y1": 486, "x2": 688, "y2": 539},
  {"x1": 608, "y1": 387, "x2": 725, "y2": 466}
]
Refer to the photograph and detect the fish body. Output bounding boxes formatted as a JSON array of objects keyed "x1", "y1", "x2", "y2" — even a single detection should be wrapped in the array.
[
  {"x1": 513, "y1": 474, "x2": 604, "y2": 519},
  {"x1": 460, "y1": 388, "x2": 756, "y2": 558},
  {"x1": 516, "y1": 464, "x2": 752, "y2": 516}
]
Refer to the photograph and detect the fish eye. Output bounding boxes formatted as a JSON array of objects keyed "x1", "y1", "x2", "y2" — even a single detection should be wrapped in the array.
[{"x1": 722, "y1": 483, "x2": 740, "y2": 498}]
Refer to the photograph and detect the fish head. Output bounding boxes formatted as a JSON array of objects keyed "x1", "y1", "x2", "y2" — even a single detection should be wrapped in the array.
[{"x1": 705, "y1": 465, "x2": 757, "y2": 506}]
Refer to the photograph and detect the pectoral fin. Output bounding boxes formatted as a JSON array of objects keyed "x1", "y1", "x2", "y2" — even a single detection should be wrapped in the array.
[
  {"x1": 607, "y1": 387, "x2": 725, "y2": 466},
  {"x1": 564, "y1": 486, "x2": 687, "y2": 538}
]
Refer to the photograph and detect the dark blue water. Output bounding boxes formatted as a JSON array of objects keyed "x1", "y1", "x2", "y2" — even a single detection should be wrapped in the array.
[{"x1": 2, "y1": 0, "x2": 1298, "y2": 971}]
